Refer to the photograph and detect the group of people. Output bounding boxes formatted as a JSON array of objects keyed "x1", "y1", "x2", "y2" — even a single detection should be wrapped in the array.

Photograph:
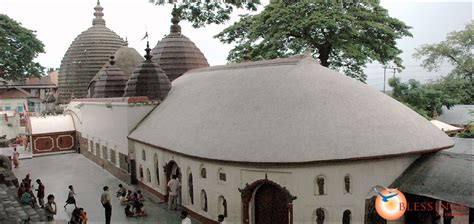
[
  {"x1": 116, "y1": 184, "x2": 147, "y2": 218},
  {"x1": 17, "y1": 174, "x2": 43, "y2": 208}
]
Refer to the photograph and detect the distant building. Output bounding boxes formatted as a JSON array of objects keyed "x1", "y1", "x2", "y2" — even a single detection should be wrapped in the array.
[{"x1": 438, "y1": 105, "x2": 474, "y2": 127}]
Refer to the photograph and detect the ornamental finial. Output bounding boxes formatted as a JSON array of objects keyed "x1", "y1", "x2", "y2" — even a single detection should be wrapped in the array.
[{"x1": 93, "y1": 0, "x2": 105, "y2": 25}]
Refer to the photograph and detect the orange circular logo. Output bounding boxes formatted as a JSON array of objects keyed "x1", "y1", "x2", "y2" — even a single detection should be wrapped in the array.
[{"x1": 375, "y1": 188, "x2": 407, "y2": 220}]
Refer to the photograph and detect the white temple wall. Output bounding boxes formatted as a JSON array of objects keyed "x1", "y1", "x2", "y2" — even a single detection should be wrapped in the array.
[{"x1": 133, "y1": 140, "x2": 419, "y2": 223}]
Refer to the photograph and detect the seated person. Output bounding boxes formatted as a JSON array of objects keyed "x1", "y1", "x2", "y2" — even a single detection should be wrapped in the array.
[
  {"x1": 119, "y1": 192, "x2": 128, "y2": 205},
  {"x1": 18, "y1": 183, "x2": 26, "y2": 199},
  {"x1": 135, "y1": 202, "x2": 147, "y2": 217},
  {"x1": 79, "y1": 208, "x2": 88, "y2": 224},
  {"x1": 21, "y1": 191, "x2": 32, "y2": 205},
  {"x1": 137, "y1": 190, "x2": 144, "y2": 202},
  {"x1": 124, "y1": 204, "x2": 136, "y2": 218},
  {"x1": 130, "y1": 193, "x2": 138, "y2": 205},
  {"x1": 126, "y1": 190, "x2": 133, "y2": 201},
  {"x1": 116, "y1": 184, "x2": 127, "y2": 198}
]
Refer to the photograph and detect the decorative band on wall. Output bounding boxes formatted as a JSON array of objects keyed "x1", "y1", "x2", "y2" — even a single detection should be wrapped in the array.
[
  {"x1": 33, "y1": 136, "x2": 54, "y2": 152},
  {"x1": 56, "y1": 135, "x2": 74, "y2": 150}
]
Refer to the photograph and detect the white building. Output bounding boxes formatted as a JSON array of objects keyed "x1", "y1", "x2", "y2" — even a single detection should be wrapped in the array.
[{"x1": 127, "y1": 55, "x2": 453, "y2": 223}]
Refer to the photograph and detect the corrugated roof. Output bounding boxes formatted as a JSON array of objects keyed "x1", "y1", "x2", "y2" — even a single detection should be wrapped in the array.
[
  {"x1": 129, "y1": 55, "x2": 453, "y2": 163},
  {"x1": 392, "y1": 151, "x2": 474, "y2": 207}
]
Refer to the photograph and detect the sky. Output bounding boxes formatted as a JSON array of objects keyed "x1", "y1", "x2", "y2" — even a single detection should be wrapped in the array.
[{"x1": 0, "y1": 0, "x2": 472, "y2": 90}]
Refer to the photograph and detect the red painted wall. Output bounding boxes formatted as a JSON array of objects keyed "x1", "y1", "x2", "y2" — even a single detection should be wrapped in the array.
[{"x1": 32, "y1": 131, "x2": 76, "y2": 154}]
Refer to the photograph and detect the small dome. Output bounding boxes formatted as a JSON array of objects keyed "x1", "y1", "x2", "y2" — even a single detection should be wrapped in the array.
[
  {"x1": 124, "y1": 42, "x2": 171, "y2": 101},
  {"x1": 88, "y1": 45, "x2": 144, "y2": 95},
  {"x1": 58, "y1": 0, "x2": 126, "y2": 103},
  {"x1": 151, "y1": 7, "x2": 209, "y2": 81},
  {"x1": 93, "y1": 56, "x2": 128, "y2": 98}
]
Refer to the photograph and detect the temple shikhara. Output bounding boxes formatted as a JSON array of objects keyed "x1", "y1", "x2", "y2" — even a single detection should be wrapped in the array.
[{"x1": 4, "y1": 1, "x2": 472, "y2": 224}]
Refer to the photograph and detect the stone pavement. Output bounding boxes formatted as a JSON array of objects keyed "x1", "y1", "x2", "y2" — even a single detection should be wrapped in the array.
[
  {"x1": 12, "y1": 153, "x2": 198, "y2": 224},
  {"x1": 0, "y1": 145, "x2": 33, "y2": 160}
]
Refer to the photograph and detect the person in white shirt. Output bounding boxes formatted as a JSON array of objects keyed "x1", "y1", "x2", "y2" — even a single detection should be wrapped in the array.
[
  {"x1": 218, "y1": 214, "x2": 227, "y2": 224},
  {"x1": 181, "y1": 211, "x2": 192, "y2": 224},
  {"x1": 167, "y1": 175, "x2": 180, "y2": 210}
]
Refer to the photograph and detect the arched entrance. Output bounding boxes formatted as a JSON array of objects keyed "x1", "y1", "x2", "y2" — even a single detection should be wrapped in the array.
[
  {"x1": 239, "y1": 177, "x2": 297, "y2": 224},
  {"x1": 163, "y1": 160, "x2": 181, "y2": 202}
]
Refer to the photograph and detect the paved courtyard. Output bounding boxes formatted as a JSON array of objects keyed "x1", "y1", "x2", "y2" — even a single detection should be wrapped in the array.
[{"x1": 13, "y1": 153, "x2": 195, "y2": 224}]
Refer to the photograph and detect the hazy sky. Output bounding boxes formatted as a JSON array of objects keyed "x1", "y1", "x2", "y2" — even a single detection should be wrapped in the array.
[{"x1": 0, "y1": 0, "x2": 472, "y2": 90}]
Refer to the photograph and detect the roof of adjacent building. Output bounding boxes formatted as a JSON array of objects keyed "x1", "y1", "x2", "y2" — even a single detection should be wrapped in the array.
[
  {"x1": 438, "y1": 105, "x2": 474, "y2": 126},
  {"x1": 429, "y1": 119, "x2": 463, "y2": 133},
  {"x1": 128, "y1": 54, "x2": 454, "y2": 163},
  {"x1": 58, "y1": 1, "x2": 126, "y2": 103},
  {"x1": 392, "y1": 150, "x2": 474, "y2": 207},
  {"x1": 151, "y1": 7, "x2": 209, "y2": 81},
  {"x1": 0, "y1": 88, "x2": 31, "y2": 99},
  {"x1": 7, "y1": 71, "x2": 58, "y2": 87},
  {"x1": 28, "y1": 115, "x2": 75, "y2": 135}
]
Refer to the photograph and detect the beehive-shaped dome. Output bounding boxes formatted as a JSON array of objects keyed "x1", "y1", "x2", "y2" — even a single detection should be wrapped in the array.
[
  {"x1": 124, "y1": 42, "x2": 171, "y2": 101},
  {"x1": 88, "y1": 44, "x2": 144, "y2": 95},
  {"x1": 93, "y1": 56, "x2": 128, "y2": 98},
  {"x1": 151, "y1": 7, "x2": 209, "y2": 81},
  {"x1": 58, "y1": 0, "x2": 126, "y2": 103}
]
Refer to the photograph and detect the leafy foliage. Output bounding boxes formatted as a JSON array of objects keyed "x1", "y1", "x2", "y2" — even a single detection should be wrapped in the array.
[
  {"x1": 388, "y1": 77, "x2": 473, "y2": 119},
  {"x1": 148, "y1": 0, "x2": 259, "y2": 28},
  {"x1": 0, "y1": 14, "x2": 45, "y2": 81},
  {"x1": 414, "y1": 21, "x2": 473, "y2": 82},
  {"x1": 215, "y1": 0, "x2": 412, "y2": 82}
]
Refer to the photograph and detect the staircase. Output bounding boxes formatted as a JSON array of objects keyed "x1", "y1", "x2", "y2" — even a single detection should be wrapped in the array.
[{"x1": 0, "y1": 184, "x2": 45, "y2": 223}]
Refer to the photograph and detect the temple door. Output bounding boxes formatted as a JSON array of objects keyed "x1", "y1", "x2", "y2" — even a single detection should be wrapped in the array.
[{"x1": 254, "y1": 183, "x2": 289, "y2": 224}]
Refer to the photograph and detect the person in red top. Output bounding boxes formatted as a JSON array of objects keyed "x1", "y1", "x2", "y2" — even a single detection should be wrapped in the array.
[{"x1": 35, "y1": 179, "x2": 45, "y2": 208}]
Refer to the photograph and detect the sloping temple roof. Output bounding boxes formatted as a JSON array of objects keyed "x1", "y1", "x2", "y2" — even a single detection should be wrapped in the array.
[
  {"x1": 129, "y1": 54, "x2": 453, "y2": 163},
  {"x1": 430, "y1": 120, "x2": 463, "y2": 133},
  {"x1": 29, "y1": 115, "x2": 75, "y2": 135},
  {"x1": 391, "y1": 151, "x2": 474, "y2": 208}
]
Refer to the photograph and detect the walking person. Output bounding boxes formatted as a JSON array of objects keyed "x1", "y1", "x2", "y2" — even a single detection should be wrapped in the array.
[
  {"x1": 12, "y1": 147, "x2": 20, "y2": 168},
  {"x1": 35, "y1": 179, "x2": 45, "y2": 208},
  {"x1": 64, "y1": 185, "x2": 77, "y2": 209},
  {"x1": 45, "y1": 194, "x2": 57, "y2": 223},
  {"x1": 101, "y1": 186, "x2": 112, "y2": 224},
  {"x1": 167, "y1": 175, "x2": 180, "y2": 210}
]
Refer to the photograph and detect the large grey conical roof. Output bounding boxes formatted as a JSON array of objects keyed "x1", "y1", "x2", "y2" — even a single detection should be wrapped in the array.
[
  {"x1": 58, "y1": 0, "x2": 126, "y2": 103},
  {"x1": 151, "y1": 7, "x2": 209, "y2": 81}
]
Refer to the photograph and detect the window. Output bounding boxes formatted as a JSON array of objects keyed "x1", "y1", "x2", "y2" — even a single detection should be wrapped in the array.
[
  {"x1": 200, "y1": 166, "x2": 206, "y2": 178},
  {"x1": 218, "y1": 168, "x2": 226, "y2": 183},
  {"x1": 316, "y1": 175, "x2": 326, "y2": 195},
  {"x1": 5, "y1": 103, "x2": 11, "y2": 111},
  {"x1": 146, "y1": 168, "x2": 152, "y2": 182},
  {"x1": 95, "y1": 143, "x2": 100, "y2": 157},
  {"x1": 142, "y1": 149, "x2": 146, "y2": 161},
  {"x1": 102, "y1": 146, "x2": 108, "y2": 160},
  {"x1": 154, "y1": 154, "x2": 160, "y2": 186},
  {"x1": 139, "y1": 165, "x2": 144, "y2": 180},
  {"x1": 17, "y1": 103, "x2": 23, "y2": 112},
  {"x1": 218, "y1": 195, "x2": 227, "y2": 217},
  {"x1": 110, "y1": 149, "x2": 116, "y2": 164},
  {"x1": 343, "y1": 210, "x2": 351, "y2": 224},
  {"x1": 119, "y1": 153, "x2": 129, "y2": 171},
  {"x1": 89, "y1": 140, "x2": 93, "y2": 153},
  {"x1": 344, "y1": 175, "x2": 351, "y2": 193},
  {"x1": 316, "y1": 208, "x2": 326, "y2": 224},
  {"x1": 201, "y1": 190, "x2": 208, "y2": 212},
  {"x1": 188, "y1": 172, "x2": 194, "y2": 204}
]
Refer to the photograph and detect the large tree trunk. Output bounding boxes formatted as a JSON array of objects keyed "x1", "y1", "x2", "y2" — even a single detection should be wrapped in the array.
[{"x1": 317, "y1": 44, "x2": 331, "y2": 67}]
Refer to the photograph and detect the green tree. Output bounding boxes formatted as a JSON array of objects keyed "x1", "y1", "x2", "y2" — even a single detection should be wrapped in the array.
[
  {"x1": 215, "y1": 0, "x2": 412, "y2": 82},
  {"x1": 149, "y1": 0, "x2": 259, "y2": 28},
  {"x1": 414, "y1": 21, "x2": 473, "y2": 82},
  {"x1": 388, "y1": 77, "x2": 472, "y2": 119},
  {"x1": 0, "y1": 14, "x2": 45, "y2": 81}
]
